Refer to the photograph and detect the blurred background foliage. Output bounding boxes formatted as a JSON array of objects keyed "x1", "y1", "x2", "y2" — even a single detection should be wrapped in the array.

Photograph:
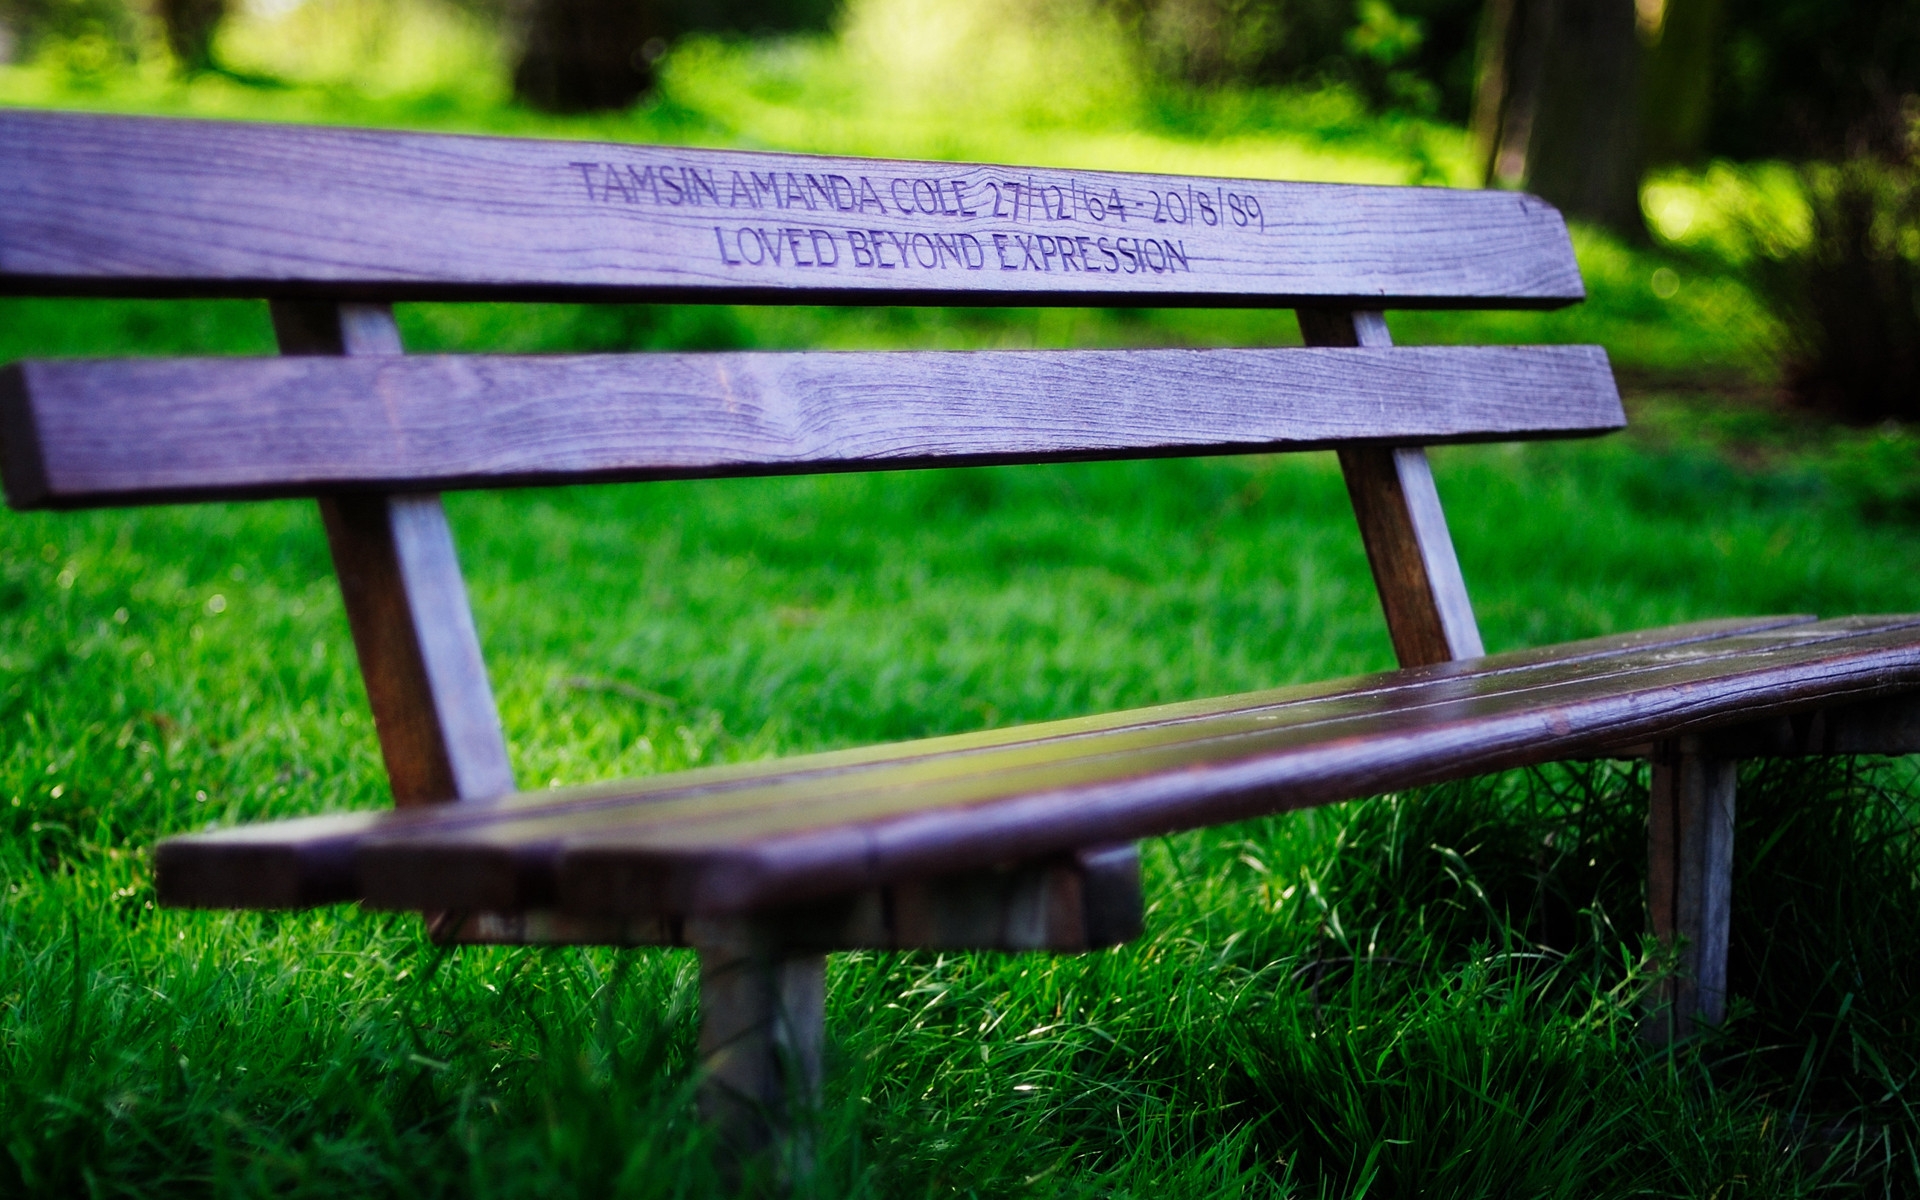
[
  {"x1": 0, "y1": 0, "x2": 1916, "y2": 417},
  {"x1": 4, "y1": 3, "x2": 1920, "y2": 1194}
]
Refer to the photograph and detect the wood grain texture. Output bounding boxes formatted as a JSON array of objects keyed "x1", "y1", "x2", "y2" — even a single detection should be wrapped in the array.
[
  {"x1": 1299, "y1": 308, "x2": 1484, "y2": 667},
  {"x1": 0, "y1": 345, "x2": 1623, "y2": 509},
  {"x1": 151, "y1": 616, "x2": 1920, "y2": 917},
  {"x1": 157, "y1": 618, "x2": 1804, "y2": 906},
  {"x1": 150, "y1": 616, "x2": 1819, "y2": 909},
  {"x1": 317, "y1": 494, "x2": 516, "y2": 804},
  {"x1": 153, "y1": 616, "x2": 1816, "y2": 909},
  {"x1": 0, "y1": 110, "x2": 1584, "y2": 308},
  {"x1": 431, "y1": 844, "x2": 1140, "y2": 951},
  {"x1": 271, "y1": 301, "x2": 515, "y2": 807},
  {"x1": 1338, "y1": 446, "x2": 1486, "y2": 665},
  {"x1": 1703, "y1": 695, "x2": 1920, "y2": 757},
  {"x1": 1645, "y1": 741, "x2": 1736, "y2": 1039},
  {"x1": 690, "y1": 921, "x2": 825, "y2": 1164},
  {"x1": 498, "y1": 620, "x2": 1920, "y2": 917}
]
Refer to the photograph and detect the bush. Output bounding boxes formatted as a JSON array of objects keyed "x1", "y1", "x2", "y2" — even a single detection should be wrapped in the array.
[
  {"x1": 1104, "y1": 0, "x2": 1481, "y2": 115},
  {"x1": 1748, "y1": 157, "x2": 1920, "y2": 423},
  {"x1": 0, "y1": 0, "x2": 143, "y2": 70},
  {"x1": 510, "y1": 0, "x2": 837, "y2": 113}
]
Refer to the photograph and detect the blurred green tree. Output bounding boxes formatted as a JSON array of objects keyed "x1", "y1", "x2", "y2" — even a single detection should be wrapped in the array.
[
  {"x1": 1472, "y1": 0, "x2": 1920, "y2": 417},
  {"x1": 1107, "y1": 0, "x2": 1488, "y2": 118},
  {"x1": 1469, "y1": 0, "x2": 1700, "y2": 240},
  {"x1": 510, "y1": 0, "x2": 838, "y2": 112},
  {"x1": 1638, "y1": 0, "x2": 1722, "y2": 167},
  {"x1": 155, "y1": 0, "x2": 224, "y2": 72},
  {"x1": 0, "y1": 0, "x2": 143, "y2": 67},
  {"x1": 1706, "y1": 0, "x2": 1920, "y2": 421},
  {"x1": 511, "y1": 0, "x2": 666, "y2": 112},
  {"x1": 1706, "y1": 0, "x2": 1920, "y2": 162}
]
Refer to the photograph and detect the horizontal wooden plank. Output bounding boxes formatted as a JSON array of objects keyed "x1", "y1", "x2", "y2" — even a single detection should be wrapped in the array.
[
  {"x1": 158, "y1": 616, "x2": 1920, "y2": 914},
  {"x1": 1, "y1": 345, "x2": 1622, "y2": 508},
  {"x1": 359, "y1": 619, "x2": 1918, "y2": 913},
  {"x1": 547, "y1": 619, "x2": 1920, "y2": 916},
  {"x1": 1701, "y1": 694, "x2": 1920, "y2": 757},
  {"x1": 0, "y1": 111, "x2": 1583, "y2": 309},
  {"x1": 433, "y1": 843, "x2": 1140, "y2": 952},
  {"x1": 151, "y1": 616, "x2": 1812, "y2": 909}
]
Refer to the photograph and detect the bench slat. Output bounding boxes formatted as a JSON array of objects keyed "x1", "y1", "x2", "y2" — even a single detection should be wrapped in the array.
[
  {"x1": 159, "y1": 615, "x2": 1821, "y2": 906},
  {"x1": 155, "y1": 616, "x2": 1831, "y2": 910},
  {"x1": 157, "y1": 616, "x2": 1915, "y2": 913},
  {"x1": 550, "y1": 620, "x2": 1920, "y2": 914},
  {"x1": 2, "y1": 345, "x2": 1621, "y2": 508},
  {"x1": 361, "y1": 618, "x2": 1920, "y2": 907},
  {"x1": 0, "y1": 111, "x2": 1582, "y2": 308},
  {"x1": 1301, "y1": 308, "x2": 1484, "y2": 666}
]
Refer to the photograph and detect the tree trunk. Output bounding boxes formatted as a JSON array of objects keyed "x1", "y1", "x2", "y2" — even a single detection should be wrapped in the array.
[
  {"x1": 1472, "y1": 0, "x2": 1648, "y2": 240},
  {"x1": 1472, "y1": 0, "x2": 1557, "y2": 190},
  {"x1": 513, "y1": 0, "x2": 666, "y2": 114},
  {"x1": 1638, "y1": 0, "x2": 1724, "y2": 167},
  {"x1": 156, "y1": 0, "x2": 226, "y2": 74}
]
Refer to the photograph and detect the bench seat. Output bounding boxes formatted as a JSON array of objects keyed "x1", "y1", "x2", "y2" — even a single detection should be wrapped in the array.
[
  {"x1": 12, "y1": 109, "x2": 1918, "y2": 1153},
  {"x1": 157, "y1": 614, "x2": 1920, "y2": 934}
]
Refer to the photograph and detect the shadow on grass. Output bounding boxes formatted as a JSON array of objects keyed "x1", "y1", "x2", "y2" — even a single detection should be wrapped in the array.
[{"x1": 2, "y1": 758, "x2": 1916, "y2": 1195}]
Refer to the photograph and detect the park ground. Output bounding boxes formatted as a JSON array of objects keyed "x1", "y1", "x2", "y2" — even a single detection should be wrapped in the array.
[{"x1": 3, "y1": 8, "x2": 1920, "y2": 1196}]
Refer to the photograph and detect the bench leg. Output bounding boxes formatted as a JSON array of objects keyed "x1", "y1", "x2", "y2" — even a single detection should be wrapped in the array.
[
  {"x1": 688, "y1": 919, "x2": 826, "y2": 1170},
  {"x1": 1646, "y1": 743, "x2": 1736, "y2": 1039},
  {"x1": 1298, "y1": 308, "x2": 1484, "y2": 669}
]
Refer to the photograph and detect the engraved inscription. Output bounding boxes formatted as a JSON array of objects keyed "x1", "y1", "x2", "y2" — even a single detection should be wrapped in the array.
[{"x1": 568, "y1": 158, "x2": 1263, "y2": 275}]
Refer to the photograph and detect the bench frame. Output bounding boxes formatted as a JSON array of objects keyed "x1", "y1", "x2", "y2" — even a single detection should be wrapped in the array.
[
  {"x1": 265, "y1": 298, "x2": 1765, "y2": 1149},
  {"x1": 7, "y1": 110, "x2": 1919, "y2": 1158},
  {"x1": 258, "y1": 295, "x2": 1503, "y2": 1146},
  {"x1": 267, "y1": 298, "x2": 1155, "y2": 1147}
]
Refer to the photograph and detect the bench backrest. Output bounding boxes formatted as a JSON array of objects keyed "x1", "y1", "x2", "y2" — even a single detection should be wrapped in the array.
[
  {"x1": 0, "y1": 110, "x2": 1583, "y2": 308},
  {"x1": 3, "y1": 346, "x2": 1619, "y2": 507},
  {"x1": 0, "y1": 110, "x2": 1623, "y2": 815},
  {"x1": 0, "y1": 111, "x2": 1620, "y2": 502}
]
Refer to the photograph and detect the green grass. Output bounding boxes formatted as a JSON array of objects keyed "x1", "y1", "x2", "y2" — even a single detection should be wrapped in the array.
[
  {"x1": 5, "y1": 378, "x2": 1920, "y2": 1195},
  {"x1": 1, "y1": 0, "x2": 1780, "y2": 382},
  {"x1": 5, "y1": 13, "x2": 1920, "y2": 1195}
]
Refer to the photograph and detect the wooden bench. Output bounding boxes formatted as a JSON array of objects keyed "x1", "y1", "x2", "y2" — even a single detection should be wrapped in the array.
[{"x1": 7, "y1": 108, "x2": 1920, "y2": 1155}]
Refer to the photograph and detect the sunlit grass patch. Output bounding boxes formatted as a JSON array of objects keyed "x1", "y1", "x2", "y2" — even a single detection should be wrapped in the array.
[
  {"x1": 4, "y1": 412, "x2": 1919, "y2": 1193},
  {"x1": 2, "y1": 0, "x2": 1777, "y2": 385},
  {"x1": 1, "y1": 9, "x2": 1916, "y2": 1192}
]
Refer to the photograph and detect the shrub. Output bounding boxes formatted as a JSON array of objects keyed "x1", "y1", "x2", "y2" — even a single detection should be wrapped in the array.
[{"x1": 1752, "y1": 157, "x2": 1920, "y2": 423}]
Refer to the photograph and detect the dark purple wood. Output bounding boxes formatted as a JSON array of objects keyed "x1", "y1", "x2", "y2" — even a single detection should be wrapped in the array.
[
  {"x1": 1645, "y1": 742, "x2": 1735, "y2": 1039},
  {"x1": 0, "y1": 110, "x2": 1584, "y2": 308},
  {"x1": 316, "y1": 492, "x2": 516, "y2": 805},
  {"x1": 0, "y1": 345, "x2": 1623, "y2": 508},
  {"x1": 435, "y1": 843, "x2": 1140, "y2": 952},
  {"x1": 1703, "y1": 695, "x2": 1920, "y2": 756},
  {"x1": 152, "y1": 616, "x2": 1920, "y2": 917},
  {"x1": 1299, "y1": 308, "x2": 1484, "y2": 667},
  {"x1": 1338, "y1": 444, "x2": 1486, "y2": 664},
  {"x1": 549, "y1": 620, "x2": 1920, "y2": 917},
  {"x1": 150, "y1": 615, "x2": 1817, "y2": 908},
  {"x1": 691, "y1": 923, "x2": 824, "y2": 1160},
  {"x1": 270, "y1": 300, "x2": 516, "y2": 808}
]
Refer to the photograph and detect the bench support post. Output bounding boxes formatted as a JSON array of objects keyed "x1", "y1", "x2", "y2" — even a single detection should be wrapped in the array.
[
  {"x1": 1297, "y1": 309, "x2": 1484, "y2": 667},
  {"x1": 269, "y1": 299, "x2": 515, "y2": 807},
  {"x1": 314, "y1": 493, "x2": 516, "y2": 804},
  {"x1": 1645, "y1": 741, "x2": 1736, "y2": 1040},
  {"x1": 688, "y1": 919, "x2": 827, "y2": 1172}
]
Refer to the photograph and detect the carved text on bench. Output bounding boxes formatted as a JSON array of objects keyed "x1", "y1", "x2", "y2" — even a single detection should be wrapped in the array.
[{"x1": 569, "y1": 161, "x2": 1273, "y2": 275}]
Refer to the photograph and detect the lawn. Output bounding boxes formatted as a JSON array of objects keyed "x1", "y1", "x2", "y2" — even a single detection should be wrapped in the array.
[{"x1": 3, "y1": 9, "x2": 1920, "y2": 1196}]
